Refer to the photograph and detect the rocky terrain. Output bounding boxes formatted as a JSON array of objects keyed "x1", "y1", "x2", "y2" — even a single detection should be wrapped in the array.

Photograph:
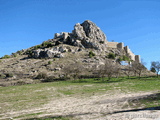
[
  {"x1": 0, "y1": 20, "x2": 150, "y2": 86},
  {"x1": 0, "y1": 20, "x2": 159, "y2": 120}
]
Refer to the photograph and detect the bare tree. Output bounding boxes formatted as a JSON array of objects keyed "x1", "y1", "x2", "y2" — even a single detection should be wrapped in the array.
[
  {"x1": 151, "y1": 61, "x2": 160, "y2": 77},
  {"x1": 123, "y1": 65, "x2": 133, "y2": 79},
  {"x1": 132, "y1": 61, "x2": 146, "y2": 79},
  {"x1": 98, "y1": 60, "x2": 120, "y2": 81},
  {"x1": 63, "y1": 62, "x2": 84, "y2": 80},
  {"x1": 114, "y1": 64, "x2": 121, "y2": 78}
]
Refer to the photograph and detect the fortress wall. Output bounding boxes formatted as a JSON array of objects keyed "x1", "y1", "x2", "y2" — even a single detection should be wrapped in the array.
[
  {"x1": 124, "y1": 46, "x2": 135, "y2": 61},
  {"x1": 107, "y1": 42, "x2": 140, "y2": 63},
  {"x1": 117, "y1": 42, "x2": 124, "y2": 49},
  {"x1": 135, "y1": 55, "x2": 141, "y2": 63},
  {"x1": 107, "y1": 42, "x2": 118, "y2": 48}
]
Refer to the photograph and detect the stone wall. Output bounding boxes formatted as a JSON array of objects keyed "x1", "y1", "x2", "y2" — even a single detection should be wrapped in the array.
[
  {"x1": 117, "y1": 42, "x2": 124, "y2": 49},
  {"x1": 124, "y1": 46, "x2": 135, "y2": 61},
  {"x1": 135, "y1": 55, "x2": 141, "y2": 63},
  {"x1": 107, "y1": 42, "x2": 118, "y2": 48},
  {"x1": 107, "y1": 42, "x2": 140, "y2": 63}
]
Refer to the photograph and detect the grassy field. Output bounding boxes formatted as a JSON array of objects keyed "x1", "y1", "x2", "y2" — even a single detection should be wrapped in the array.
[{"x1": 0, "y1": 76, "x2": 160, "y2": 119}]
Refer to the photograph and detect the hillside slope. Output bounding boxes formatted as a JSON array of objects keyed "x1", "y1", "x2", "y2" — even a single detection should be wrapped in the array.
[{"x1": 0, "y1": 20, "x2": 150, "y2": 86}]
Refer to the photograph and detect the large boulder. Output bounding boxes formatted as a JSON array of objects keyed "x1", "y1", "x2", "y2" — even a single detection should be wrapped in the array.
[{"x1": 32, "y1": 49, "x2": 63, "y2": 59}]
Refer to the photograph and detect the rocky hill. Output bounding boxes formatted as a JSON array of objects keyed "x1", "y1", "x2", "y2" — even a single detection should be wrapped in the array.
[{"x1": 0, "y1": 20, "x2": 146, "y2": 86}]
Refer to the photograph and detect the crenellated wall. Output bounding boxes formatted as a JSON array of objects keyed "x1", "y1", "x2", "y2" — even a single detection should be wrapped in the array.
[
  {"x1": 107, "y1": 42, "x2": 119, "y2": 48},
  {"x1": 107, "y1": 42, "x2": 140, "y2": 63},
  {"x1": 124, "y1": 46, "x2": 135, "y2": 61}
]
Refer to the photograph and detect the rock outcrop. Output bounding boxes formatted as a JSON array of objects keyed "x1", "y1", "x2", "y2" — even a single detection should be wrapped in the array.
[
  {"x1": 30, "y1": 20, "x2": 109, "y2": 59},
  {"x1": 32, "y1": 48, "x2": 64, "y2": 59},
  {"x1": 22, "y1": 20, "x2": 140, "y2": 62},
  {"x1": 54, "y1": 20, "x2": 108, "y2": 51}
]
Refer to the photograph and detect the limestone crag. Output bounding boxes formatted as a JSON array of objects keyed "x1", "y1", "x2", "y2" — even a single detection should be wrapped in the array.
[
  {"x1": 26, "y1": 20, "x2": 140, "y2": 62},
  {"x1": 32, "y1": 48, "x2": 64, "y2": 59},
  {"x1": 54, "y1": 20, "x2": 108, "y2": 51}
]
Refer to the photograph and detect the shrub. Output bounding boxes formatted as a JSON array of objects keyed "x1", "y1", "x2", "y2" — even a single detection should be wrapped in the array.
[
  {"x1": 118, "y1": 55, "x2": 130, "y2": 62},
  {"x1": 36, "y1": 72, "x2": 47, "y2": 79},
  {"x1": 118, "y1": 57, "x2": 123, "y2": 62},
  {"x1": 48, "y1": 61, "x2": 52, "y2": 65},
  {"x1": 150, "y1": 67, "x2": 156, "y2": 73},
  {"x1": 41, "y1": 76, "x2": 55, "y2": 82},
  {"x1": 1, "y1": 55, "x2": 10, "y2": 59},
  {"x1": 0, "y1": 74, "x2": 6, "y2": 78},
  {"x1": 16, "y1": 81, "x2": 26, "y2": 85},
  {"x1": 5, "y1": 73, "x2": 13, "y2": 78},
  {"x1": 17, "y1": 50, "x2": 23, "y2": 55},
  {"x1": 122, "y1": 55, "x2": 130, "y2": 61},
  {"x1": 107, "y1": 53, "x2": 116, "y2": 59},
  {"x1": 42, "y1": 42, "x2": 52, "y2": 48},
  {"x1": 27, "y1": 50, "x2": 34, "y2": 58},
  {"x1": 34, "y1": 45, "x2": 42, "y2": 49},
  {"x1": 99, "y1": 41, "x2": 104, "y2": 44},
  {"x1": 89, "y1": 51, "x2": 96, "y2": 58}
]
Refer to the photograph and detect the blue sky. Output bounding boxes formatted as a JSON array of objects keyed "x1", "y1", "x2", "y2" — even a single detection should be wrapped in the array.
[{"x1": 0, "y1": 0, "x2": 160, "y2": 69}]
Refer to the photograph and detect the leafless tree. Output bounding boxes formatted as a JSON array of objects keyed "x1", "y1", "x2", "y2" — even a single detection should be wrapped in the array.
[
  {"x1": 123, "y1": 65, "x2": 133, "y2": 79},
  {"x1": 63, "y1": 62, "x2": 84, "y2": 80},
  {"x1": 151, "y1": 61, "x2": 160, "y2": 77},
  {"x1": 132, "y1": 61, "x2": 146, "y2": 79},
  {"x1": 97, "y1": 60, "x2": 120, "y2": 81}
]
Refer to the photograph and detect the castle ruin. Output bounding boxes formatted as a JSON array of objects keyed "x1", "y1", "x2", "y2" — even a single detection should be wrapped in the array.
[{"x1": 107, "y1": 41, "x2": 141, "y2": 63}]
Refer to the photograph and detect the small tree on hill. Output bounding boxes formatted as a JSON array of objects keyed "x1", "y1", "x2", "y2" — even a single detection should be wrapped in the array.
[
  {"x1": 132, "y1": 61, "x2": 146, "y2": 79},
  {"x1": 151, "y1": 61, "x2": 160, "y2": 77},
  {"x1": 63, "y1": 62, "x2": 84, "y2": 80},
  {"x1": 150, "y1": 67, "x2": 156, "y2": 73},
  {"x1": 98, "y1": 60, "x2": 120, "y2": 81},
  {"x1": 124, "y1": 65, "x2": 133, "y2": 79},
  {"x1": 107, "y1": 53, "x2": 116, "y2": 59}
]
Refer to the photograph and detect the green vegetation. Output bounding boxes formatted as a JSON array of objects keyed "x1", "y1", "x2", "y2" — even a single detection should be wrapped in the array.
[
  {"x1": 128, "y1": 93, "x2": 160, "y2": 108},
  {"x1": 107, "y1": 53, "x2": 116, "y2": 59},
  {"x1": 34, "y1": 45, "x2": 42, "y2": 49},
  {"x1": 48, "y1": 61, "x2": 52, "y2": 65},
  {"x1": 99, "y1": 41, "x2": 104, "y2": 44},
  {"x1": 17, "y1": 50, "x2": 23, "y2": 55},
  {"x1": 150, "y1": 67, "x2": 156, "y2": 73},
  {"x1": 1, "y1": 76, "x2": 160, "y2": 116},
  {"x1": 5, "y1": 73, "x2": 13, "y2": 78},
  {"x1": 89, "y1": 51, "x2": 96, "y2": 58},
  {"x1": 1, "y1": 55, "x2": 10, "y2": 59},
  {"x1": 119, "y1": 55, "x2": 130, "y2": 61},
  {"x1": 0, "y1": 73, "x2": 6, "y2": 78},
  {"x1": 42, "y1": 41, "x2": 52, "y2": 48}
]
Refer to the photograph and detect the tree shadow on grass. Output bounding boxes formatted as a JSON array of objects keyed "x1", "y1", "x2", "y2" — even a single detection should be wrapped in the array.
[
  {"x1": 26, "y1": 112, "x2": 92, "y2": 120},
  {"x1": 105, "y1": 106, "x2": 160, "y2": 116},
  {"x1": 25, "y1": 106, "x2": 160, "y2": 120},
  {"x1": 70, "y1": 78, "x2": 125, "y2": 84}
]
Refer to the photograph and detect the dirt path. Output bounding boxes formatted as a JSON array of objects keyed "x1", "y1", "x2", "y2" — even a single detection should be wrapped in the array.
[{"x1": 1, "y1": 91, "x2": 160, "y2": 120}]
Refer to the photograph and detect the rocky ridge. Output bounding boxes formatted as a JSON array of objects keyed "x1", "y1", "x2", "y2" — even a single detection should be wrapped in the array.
[
  {"x1": 0, "y1": 20, "x2": 146, "y2": 86},
  {"x1": 29, "y1": 20, "x2": 108, "y2": 59}
]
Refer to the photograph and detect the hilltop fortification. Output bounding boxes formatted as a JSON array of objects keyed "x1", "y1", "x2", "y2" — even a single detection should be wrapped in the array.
[
  {"x1": 0, "y1": 20, "x2": 143, "y2": 86},
  {"x1": 27, "y1": 20, "x2": 140, "y2": 62}
]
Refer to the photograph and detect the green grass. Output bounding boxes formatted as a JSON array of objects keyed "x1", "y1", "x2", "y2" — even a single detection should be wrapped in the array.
[
  {"x1": 128, "y1": 93, "x2": 160, "y2": 108},
  {"x1": 1, "y1": 76, "x2": 160, "y2": 119}
]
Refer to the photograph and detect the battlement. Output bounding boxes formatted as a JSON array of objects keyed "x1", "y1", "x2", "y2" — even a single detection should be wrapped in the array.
[{"x1": 107, "y1": 42, "x2": 140, "y2": 63}]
